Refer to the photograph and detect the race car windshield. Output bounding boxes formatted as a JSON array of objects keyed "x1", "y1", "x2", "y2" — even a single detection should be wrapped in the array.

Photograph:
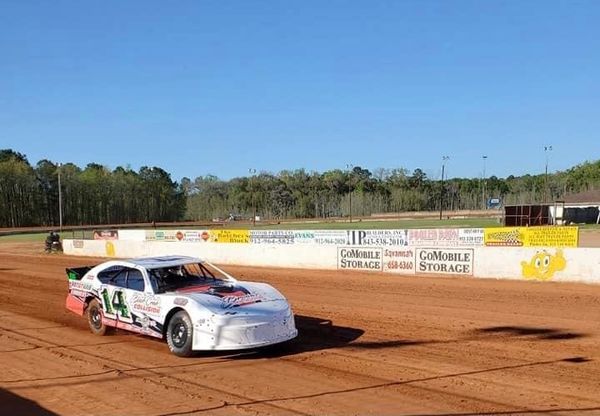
[{"x1": 148, "y1": 262, "x2": 229, "y2": 294}]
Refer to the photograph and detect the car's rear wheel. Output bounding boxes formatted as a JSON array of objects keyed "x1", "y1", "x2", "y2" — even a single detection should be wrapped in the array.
[
  {"x1": 87, "y1": 299, "x2": 109, "y2": 336},
  {"x1": 166, "y1": 311, "x2": 194, "y2": 357}
]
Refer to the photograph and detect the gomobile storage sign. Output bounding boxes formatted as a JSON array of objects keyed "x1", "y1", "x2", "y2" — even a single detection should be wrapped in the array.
[
  {"x1": 484, "y1": 226, "x2": 578, "y2": 247},
  {"x1": 416, "y1": 248, "x2": 474, "y2": 275},
  {"x1": 337, "y1": 247, "x2": 383, "y2": 271}
]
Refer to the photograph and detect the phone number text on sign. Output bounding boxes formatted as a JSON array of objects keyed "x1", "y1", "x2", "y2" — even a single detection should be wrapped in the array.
[{"x1": 383, "y1": 248, "x2": 415, "y2": 274}]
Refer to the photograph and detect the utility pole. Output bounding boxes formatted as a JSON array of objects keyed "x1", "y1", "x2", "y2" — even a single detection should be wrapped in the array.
[
  {"x1": 249, "y1": 168, "x2": 257, "y2": 226},
  {"x1": 346, "y1": 164, "x2": 353, "y2": 223},
  {"x1": 57, "y1": 163, "x2": 63, "y2": 232},
  {"x1": 439, "y1": 156, "x2": 449, "y2": 220},
  {"x1": 544, "y1": 145, "x2": 552, "y2": 203},
  {"x1": 482, "y1": 155, "x2": 488, "y2": 209}
]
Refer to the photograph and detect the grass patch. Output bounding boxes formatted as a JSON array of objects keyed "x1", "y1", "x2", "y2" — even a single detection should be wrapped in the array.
[
  {"x1": 579, "y1": 224, "x2": 600, "y2": 230},
  {"x1": 0, "y1": 230, "x2": 94, "y2": 242},
  {"x1": 131, "y1": 218, "x2": 501, "y2": 231},
  {"x1": 244, "y1": 218, "x2": 501, "y2": 230},
  {"x1": 0, "y1": 233, "x2": 48, "y2": 242}
]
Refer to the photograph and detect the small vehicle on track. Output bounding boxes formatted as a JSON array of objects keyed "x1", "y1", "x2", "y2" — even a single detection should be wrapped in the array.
[
  {"x1": 65, "y1": 256, "x2": 298, "y2": 356},
  {"x1": 45, "y1": 231, "x2": 62, "y2": 253}
]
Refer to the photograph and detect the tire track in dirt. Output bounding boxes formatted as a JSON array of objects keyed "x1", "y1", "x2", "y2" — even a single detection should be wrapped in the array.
[{"x1": 1, "y1": 244, "x2": 600, "y2": 415}]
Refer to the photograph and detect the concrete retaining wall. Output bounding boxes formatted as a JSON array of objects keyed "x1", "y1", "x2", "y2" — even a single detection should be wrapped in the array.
[{"x1": 63, "y1": 237, "x2": 600, "y2": 284}]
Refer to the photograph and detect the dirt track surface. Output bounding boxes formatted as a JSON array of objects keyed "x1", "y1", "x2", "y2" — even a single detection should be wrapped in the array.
[{"x1": 1, "y1": 243, "x2": 600, "y2": 416}]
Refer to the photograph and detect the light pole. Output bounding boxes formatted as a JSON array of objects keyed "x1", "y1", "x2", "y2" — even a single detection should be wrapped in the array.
[
  {"x1": 248, "y1": 168, "x2": 257, "y2": 226},
  {"x1": 482, "y1": 155, "x2": 488, "y2": 209},
  {"x1": 57, "y1": 163, "x2": 63, "y2": 232},
  {"x1": 439, "y1": 156, "x2": 449, "y2": 220},
  {"x1": 346, "y1": 164, "x2": 353, "y2": 223},
  {"x1": 544, "y1": 145, "x2": 552, "y2": 203}
]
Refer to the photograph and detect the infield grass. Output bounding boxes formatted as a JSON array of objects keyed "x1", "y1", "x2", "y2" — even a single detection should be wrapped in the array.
[
  {"x1": 0, "y1": 230, "x2": 94, "y2": 242},
  {"x1": 0, "y1": 233, "x2": 47, "y2": 242},
  {"x1": 248, "y1": 218, "x2": 500, "y2": 230}
]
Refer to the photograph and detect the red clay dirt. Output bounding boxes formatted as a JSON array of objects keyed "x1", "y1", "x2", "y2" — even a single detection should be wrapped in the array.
[{"x1": 1, "y1": 242, "x2": 600, "y2": 416}]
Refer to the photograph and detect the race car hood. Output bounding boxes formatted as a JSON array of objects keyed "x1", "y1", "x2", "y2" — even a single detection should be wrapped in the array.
[{"x1": 172, "y1": 281, "x2": 287, "y2": 314}]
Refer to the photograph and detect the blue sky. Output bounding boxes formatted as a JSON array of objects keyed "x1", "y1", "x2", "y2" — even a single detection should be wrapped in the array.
[{"x1": 2, "y1": 1, "x2": 599, "y2": 181}]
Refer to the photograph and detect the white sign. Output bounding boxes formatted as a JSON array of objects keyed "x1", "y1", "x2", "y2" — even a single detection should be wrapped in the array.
[
  {"x1": 416, "y1": 248, "x2": 474, "y2": 275},
  {"x1": 291, "y1": 230, "x2": 349, "y2": 245},
  {"x1": 383, "y1": 248, "x2": 416, "y2": 274},
  {"x1": 312, "y1": 230, "x2": 348, "y2": 245},
  {"x1": 408, "y1": 228, "x2": 484, "y2": 247},
  {"x1": 250, "y1": 230, "x2": 295, "y2": 244},
  {"x1": 347, "y1": 230, "x2": 409, "y2": 246},
  {"x1": 458, "y1": 228, "x2": 484, "y2": 246},
  {"x1": 337, "y1": 247, "x2": 383, "y2": 271}
]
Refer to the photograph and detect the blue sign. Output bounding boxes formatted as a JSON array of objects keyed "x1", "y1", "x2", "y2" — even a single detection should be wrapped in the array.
[{"x1": 487, "y1": 197, "x2": 502, "y2": 209}]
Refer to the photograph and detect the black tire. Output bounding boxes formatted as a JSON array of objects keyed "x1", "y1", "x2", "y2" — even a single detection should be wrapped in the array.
[
  {"x1": 166, "y1": 311, "x2": 194, "y2": 357},
  {"x1": 86, "y1": 298, "x2": 109, "y2": 336}
]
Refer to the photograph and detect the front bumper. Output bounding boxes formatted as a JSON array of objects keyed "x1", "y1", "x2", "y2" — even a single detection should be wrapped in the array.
[{"x1": 192, "y1": 306, "x2": 298, "y2": 351}]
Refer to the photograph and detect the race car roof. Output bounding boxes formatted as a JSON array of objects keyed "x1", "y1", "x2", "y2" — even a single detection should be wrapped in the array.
[{"x1": 126, "y1": 256, "x2": 204, "y2": 269}]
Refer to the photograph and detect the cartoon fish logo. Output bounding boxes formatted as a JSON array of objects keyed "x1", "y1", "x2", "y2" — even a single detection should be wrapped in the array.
[{"x1": 521, "y1": 249, "x2": 566, "y2": 281}]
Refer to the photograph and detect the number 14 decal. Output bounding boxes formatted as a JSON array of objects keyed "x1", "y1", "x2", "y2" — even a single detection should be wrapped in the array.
[{"x1": 101, "y1": 288, "x2": 131, "y2": 319}]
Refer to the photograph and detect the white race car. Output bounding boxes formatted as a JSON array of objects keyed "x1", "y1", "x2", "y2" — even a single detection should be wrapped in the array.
[{"x1": 65, "y1": 256, "x2": 298, "y2": 356}]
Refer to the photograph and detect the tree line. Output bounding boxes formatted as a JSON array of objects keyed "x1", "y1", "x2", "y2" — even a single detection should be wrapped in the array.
[
  {"x1": 0, "y1": 149, "x2": 185, "y2": 228},
  {"x1": 185, "y1": 160, "x2": 600, "y2": 221},
  {"x1": 1, "y1": 148, "x2": 599, "y2": 227}
]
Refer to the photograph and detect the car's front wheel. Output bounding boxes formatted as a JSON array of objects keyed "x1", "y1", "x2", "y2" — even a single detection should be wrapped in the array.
[
  {"x1": 86, "y1": 299, "x2": 109, "y2": 336},
  {"x1": 166, "y1": 311, "x2": 194, "y2": 357}
]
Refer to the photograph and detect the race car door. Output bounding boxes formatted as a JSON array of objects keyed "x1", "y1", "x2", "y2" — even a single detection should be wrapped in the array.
[
  {"x1": 121, "y1": 268, "x2": 164, "y2": 337},
  {"x1": 97, "y1": 266, "x2": 163, "y2": 337}
]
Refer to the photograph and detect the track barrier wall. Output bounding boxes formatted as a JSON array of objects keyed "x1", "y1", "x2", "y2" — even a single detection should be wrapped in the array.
[{"x1": 64, "y1": 226, "x2": 600, "y2": 284}]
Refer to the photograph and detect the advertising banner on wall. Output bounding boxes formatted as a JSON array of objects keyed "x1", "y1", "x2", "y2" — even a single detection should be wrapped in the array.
[
  {"x1": 382, "y1": 248, "x2": 416, "y2": 274},
  {"x1": 524, "y1": 227, "x2": 579, "y2": 247},
  {"x1": 179, "y1": 231, "x2": 207, "y2": 242},
  {"x1": 408, "y1": 228, "x2": 484, "y2": 247},
  {"x1": 145, "y1": 230, "x2": 180, "y2": 241},
  {"x1": 346, "y1": 230, "x2": 409, "y2": 246},
  {"x1": 145, "y1": 230, "x2": 207, "y2": 242},
  {"x1": 145, "y1": 229, "x2": 250, "y2": 243},
  {"x1": 415, "y1": 248, "x2": 474, "y2": 275},
  {"x1": 250, "y1": 230, "x2": 295, "y2": 244},
  {"x1": 93, "y1": 230, "x2": 119, "y2": 240},
  {"x1": 312, "y1": 230, "x2": 348, "y2": 245},
  {"x1": 248, "y1": 230, "x2": 348, "y2": 245},
  {"x1": 484, "y1": 227, "x2": 578, "y2": 247},
  {"x1": 209, "y1": 230, "x2": 250, "y2": 243},
  {"x1": 337, "y1": 247, "x2": 383, "y2": 271},
  {"x1": 296, "y1": 230, "x2": 348, "y2": 244}
]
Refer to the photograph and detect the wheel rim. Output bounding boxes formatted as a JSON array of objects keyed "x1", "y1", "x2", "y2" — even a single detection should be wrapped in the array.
[
  {"x1": 171, "y1": 322, "x2": 187, "y2": 347},
  {"x1": 90, "y1": 306, "x2": 102, "y2": 330}
]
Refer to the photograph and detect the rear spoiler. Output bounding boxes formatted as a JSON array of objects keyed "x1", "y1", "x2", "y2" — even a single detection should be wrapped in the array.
[{"x1": 66, "y1": 266, "x2": 96, "y2": 281}]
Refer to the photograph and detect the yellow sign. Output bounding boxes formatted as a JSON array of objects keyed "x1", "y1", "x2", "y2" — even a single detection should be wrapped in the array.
[
  {"x1": 105, "y1": 241, "x2": 116, "y2": 257},
  {"x1": 484, "y1": 226, "x2": 578, "y2": 247},
  {"x1": 484, "y1": 227, "x2": 526, "y2": 246},
  {"x1": 521, "y1": 249, "x2": 566, "y2": 281},
  {"x1": 209, "y1": 230, "x2": 250, "y2": 244}
]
